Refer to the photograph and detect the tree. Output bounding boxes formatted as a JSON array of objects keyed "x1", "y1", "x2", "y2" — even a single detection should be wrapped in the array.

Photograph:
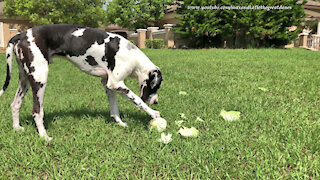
[
  {"x1": 4, "y1": 0, "x2": 107, "y2": 28},
  {"x1": 175, "y1": 0, "x2": 306, "y2": 48},
  {"x1": 106, "y1": 0, "x2": 172, "y2": 30}
]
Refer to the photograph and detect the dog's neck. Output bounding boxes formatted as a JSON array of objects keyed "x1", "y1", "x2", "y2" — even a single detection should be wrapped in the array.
[{"x1": 131, "y1": 50, "x2": 158, "y2": 85}]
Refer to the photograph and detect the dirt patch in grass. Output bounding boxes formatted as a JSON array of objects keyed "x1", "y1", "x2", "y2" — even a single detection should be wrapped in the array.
[{"x1": 0, "y1": 48, "x2": 6, "y2": 53}]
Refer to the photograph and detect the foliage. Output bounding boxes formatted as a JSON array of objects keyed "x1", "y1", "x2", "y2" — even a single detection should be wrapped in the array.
[
  {"x1": 146, "y1": 39, "x2": 165, "y2": 49},
  {"x1": 4, "y1": 0, "x2": 107, "y2": 27},
  {"x1": 106, "y1": 0, "x2": 172, "y2": 30},
  {"x1": 175, "y1": 0, "x2": 306, "y2": 48},
  {"x1": 304, "y1": 20, "x2": 318, "y2": 34},
  {"x1": 129, "y1": 40, "x2": 137, "y2": 46}
]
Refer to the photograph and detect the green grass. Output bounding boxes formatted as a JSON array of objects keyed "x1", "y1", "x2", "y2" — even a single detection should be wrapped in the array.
[{"x1": 0, "y1": 48, "x2": 319, "y2": 179}]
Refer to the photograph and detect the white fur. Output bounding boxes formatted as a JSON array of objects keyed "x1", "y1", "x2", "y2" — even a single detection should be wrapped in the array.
[
  {"x1": 101, "y1": 80, "x2": 127, "y2": 127},
  {"x1": 72, "y1": 28, "x2": 86, "y2": 37},
  {"x1": 26, "y1": 29, "x2": 49, "y2": 84},
  {"x1": 6, "y1": 43, "x2": 13, "y2": 70}
]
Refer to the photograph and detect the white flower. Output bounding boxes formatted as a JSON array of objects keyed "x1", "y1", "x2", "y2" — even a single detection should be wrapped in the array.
[
  {"x1": 179, "y1": 113, "x2": 187, "y2": 119},
  {"x1": 179, "y1": 91, "x2": 188, "y2": 95},
  {"x1": 158, "y1": 133, "x2": 172, "y2": 144},
  {"x1": 220, "y1": 109, "x2": 240, "y2": 121},
  {"x1": 196, "y1": 117, "x2": 204, "y2": 122},
  {"x1": 150, "y1": 118, "x2": 167, "y2": 132},
  {"x1": 178, "y1": 127, "x2": 199, "y2": 137},
  {"x1": 175, "y1": 120, "x2": 184, "y2": 127}
]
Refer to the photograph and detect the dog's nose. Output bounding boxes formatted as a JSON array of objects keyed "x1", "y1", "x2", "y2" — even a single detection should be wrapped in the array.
[{"x1": 153, "y1": 100, "x2": 158, "y2": 104}]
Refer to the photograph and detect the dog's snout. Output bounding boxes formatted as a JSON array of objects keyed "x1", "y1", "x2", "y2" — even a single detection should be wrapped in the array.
[{"x1": 148, "y1": 94, "x2": 158, "y2": 105}]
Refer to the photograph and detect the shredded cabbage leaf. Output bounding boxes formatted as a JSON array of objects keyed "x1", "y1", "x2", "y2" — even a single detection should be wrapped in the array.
[
  {"x1": 150, "y1": 118, "x2": 167, "y2": 132},
  {"x1": 178, "y1": 127, "x2": 199, "y2": 137},
  {"x1": 220, "y1": 109, "x2": 240, "y2": 121}
]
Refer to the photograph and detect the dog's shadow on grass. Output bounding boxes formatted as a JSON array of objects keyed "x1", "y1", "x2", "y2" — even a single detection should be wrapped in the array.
[{"x1": 21, "y1": 108, "x2": 151, "y2": 130}]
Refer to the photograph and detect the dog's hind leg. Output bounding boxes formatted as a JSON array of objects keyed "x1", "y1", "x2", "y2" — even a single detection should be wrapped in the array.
[
  {"x1": 101, "y1": 79, "x2": 128, "y2": 127},
  {"x1": 27, "y1": 60, "x2": 52, "y2": 141},
  {"x1": 11, "y1": 66, "x2": 29, "y2": 131}
]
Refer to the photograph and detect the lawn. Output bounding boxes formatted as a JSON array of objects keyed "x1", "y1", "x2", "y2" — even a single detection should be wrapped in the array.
[{"x1": 0, "y1": 48, "x2": 319, "y2": 179}]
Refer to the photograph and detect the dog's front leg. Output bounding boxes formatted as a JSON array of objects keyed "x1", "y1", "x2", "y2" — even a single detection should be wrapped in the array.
[
  {"x1": 101, "y1": 79, "x2": 127, "y2": 127},
  {"x1": 110, "y1": 81, "x2": 160, "y2": 119}
]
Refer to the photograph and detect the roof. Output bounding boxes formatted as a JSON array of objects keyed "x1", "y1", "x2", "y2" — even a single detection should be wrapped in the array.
[
  {"x1": 165, "y1": 1, "x2": 183, "y2": 13},
  {"x1": 298, "y1": 0, "x2": 320, "y2": 7},
  {"x1": 298, "y1": 0, "x2": 320, "y2": 10}
]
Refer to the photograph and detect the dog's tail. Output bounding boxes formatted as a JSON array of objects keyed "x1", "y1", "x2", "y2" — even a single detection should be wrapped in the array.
[{"x1": 0, "y1": 34, "x2": 20, "y2": 97}]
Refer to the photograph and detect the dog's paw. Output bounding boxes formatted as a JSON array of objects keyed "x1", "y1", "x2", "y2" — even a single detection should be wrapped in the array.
[
  {"x1": 152, "y1": 111, "x2": 160, "y2": 119},
  {"x1": 118, "y1": 121, "x2": 128, "y2": 127},
  {"x1": 44, "y1": 136, "x2": 53, "y2": 142},
  {"x1": 13, "y1": 126, "x2": 24, "y2": 131}
]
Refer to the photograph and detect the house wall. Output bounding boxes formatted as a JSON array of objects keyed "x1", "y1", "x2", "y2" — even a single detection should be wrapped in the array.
[{"x1": 0, "y1": 19, "x2": 32, "y2": 47}]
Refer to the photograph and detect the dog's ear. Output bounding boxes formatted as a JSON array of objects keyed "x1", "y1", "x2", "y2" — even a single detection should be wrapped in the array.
[{"x1": 149, "y1": 69, "x2": 162, "y2": 89}]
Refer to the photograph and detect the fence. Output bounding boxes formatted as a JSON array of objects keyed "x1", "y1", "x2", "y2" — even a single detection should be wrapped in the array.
[
  {"x1": 298, "y1": 28, "x2": 320, "y2": 51},
  {"x1": 127, "y1": 24, "x2": 187, "y2": 49}
]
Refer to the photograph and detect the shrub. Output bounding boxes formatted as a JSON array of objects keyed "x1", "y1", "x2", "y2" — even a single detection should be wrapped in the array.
[
  {"x1": 175, "y1": 0, "x2": 305, "y2": 48},
  {"x1": 145, "y1": 39, "x2": 165, "y2": 49}
]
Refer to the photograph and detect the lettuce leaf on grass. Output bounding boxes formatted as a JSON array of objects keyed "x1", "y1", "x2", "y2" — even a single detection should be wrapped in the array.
[
  {"x1": 178, "y1": 127, "x2": 199, "y2": 137},
  {"x1": 179, "y1": 91, "x2": 188, "y2": 95},
  {"x1": 158, "y1": 133, "x2": 172, "y2": 144},
  {"x1": 258, "y1": 87, "x2": 268, "y2": 92},
  {"x1": 220, "y1": 109, "x2": 240, "y2": 121},
  {"x1": 150, "y1": 118, "x2": 167, "y2": 132}
]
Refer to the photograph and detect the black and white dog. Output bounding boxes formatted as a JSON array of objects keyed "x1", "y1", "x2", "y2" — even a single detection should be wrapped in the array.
[{"x1": 0, "y1": 24, "x2": 163, "y2": 141}]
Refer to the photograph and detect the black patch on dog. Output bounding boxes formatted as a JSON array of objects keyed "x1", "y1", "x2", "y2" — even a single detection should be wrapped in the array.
[
  {"x1": 28, "y1": 75, "x2": 44, "y2": 114},
  {"x1": 117, "y1": 87, "x2": 129, "y2": 94},
  {"x1": 97, "y1": 39, "x2": 105, "y2": 45},
  {"x1": 6, "y1": 53, "x2": 10, "y2": 59},
  {"x1": 8, "y1": 34, "x2": 21, "y2": 44},
  {"x1": 131, "y1": 97, "x2": 140, "y2": 107},
  {"x1": 141, "y1": 69, "x2": 163, "y2": 102},
  {"x1": 17, "y1": 88, "x2": 24, "y2": 96},
  {"x1": 17, "y1": 33, "x2": 36, "y2": 74},
  {"x1": 85, "y1": 56, "x2": 98, "y2": 66},
  {"x1": 103, "y1": 37, "x2": 120, "y2": 71},
  {"x1": 2, "y1": 65, "x2": 11, "y2": 91},
  {"x1": 17, "y1": 48, "x2": 22, "y2": 59},
  {"x1": 64, "y1": 28, "x2": 109, "y2": 57}
]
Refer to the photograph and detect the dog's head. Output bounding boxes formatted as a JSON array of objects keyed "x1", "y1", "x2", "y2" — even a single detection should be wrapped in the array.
[{"x1": 139, "y1": 68, "x2": 163, "y2": 105}]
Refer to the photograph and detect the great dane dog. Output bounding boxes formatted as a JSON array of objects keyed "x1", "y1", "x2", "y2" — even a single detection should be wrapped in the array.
[{"x1": 0, "y1": 24, "x2": 163, "y2": 141}]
